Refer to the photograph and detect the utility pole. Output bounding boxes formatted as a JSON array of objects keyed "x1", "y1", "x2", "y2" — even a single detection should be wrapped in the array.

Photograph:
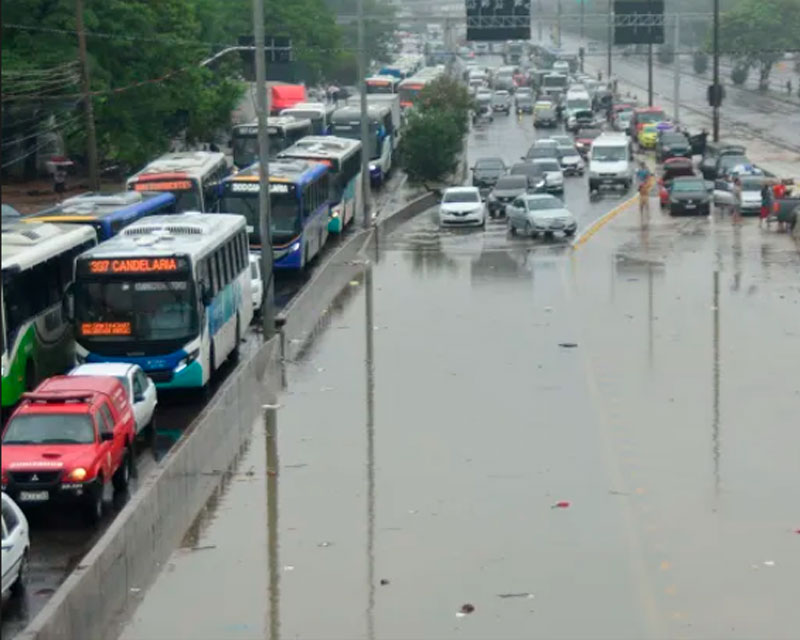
[
  {"x1": 75, "y1": 0, "x2": 99, "y2": 191},
  {"x1": 712, "y1": 0, "x2": 720, "y2": 142},
  {"x1": 538, "y1": 0, "x2": 543, "y2": 41},
  {"x1": 647, "y1": 43, "x2": 653, "y2": 106},
  {"x1": 252, "y1": 0, "x2": 275, "y2": 338},
  {"x1": 556, "y1": 0, "x2": 562, "y2": 48},
  {"x1": 607, "y1": 0, "x2": 613, "y2": 80},
  {"x1": 357, "y1": 0, "x2": 371, "y2": 228},
  {"x1": 673, "y1": 13, "x2": 680, "y2": 123},
  {"x1": 580, "y1": 0, "x2": 585, "y2": 40}
]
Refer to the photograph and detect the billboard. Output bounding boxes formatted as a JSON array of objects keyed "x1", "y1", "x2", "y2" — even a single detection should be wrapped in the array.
[
  {"x1": 238, "y1": 36, "x2": 295, "y2": 82},
  {"x1": 466, "y1": 0, "x2": 531, "y2": 42},
  {"x1": 613, "y1": 1, "x2": 665, "y2": 45}
]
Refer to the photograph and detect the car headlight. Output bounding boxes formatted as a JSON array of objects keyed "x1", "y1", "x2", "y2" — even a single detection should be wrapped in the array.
[
  {"x1": 290, "y1": 241, "x2": 301, "y2": 253},
  {"x1": 67, "y1": 467, "x2": 88, "y2": 482},
  {"x1": 369, "y1": 163, "x2": 377, "y2": 171}
]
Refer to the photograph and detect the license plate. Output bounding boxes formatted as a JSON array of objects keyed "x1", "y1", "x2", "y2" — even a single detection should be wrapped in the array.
[
  {"x1": 685, "y1": 203, "x2": 696, "y2": 208},
  {"x1": 19, "y1": 490, "x2": 49, "y2": 502},
  {"x1": 602, "y1": 179, "x2": 615, "y2": 184}
]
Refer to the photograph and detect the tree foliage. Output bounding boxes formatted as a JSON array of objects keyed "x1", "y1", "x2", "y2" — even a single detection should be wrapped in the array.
[
  {"x1": 716, "y1": 0, "x2": 800, "y2": 89},
  {"x1": 401, "y1": 109, "x2": 462, "y2": 183},
  {"x1": 400, "y1": 76, "x2": 471, "y2": 183},
  {"x1": 1, "y1": 0, "x2": 355, "y2": 170}
]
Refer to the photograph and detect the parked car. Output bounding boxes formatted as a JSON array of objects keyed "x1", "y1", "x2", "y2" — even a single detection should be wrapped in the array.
[
  {"x1": 1, "y1": 375, "x2": 137, "y2": 523},
  {"x1": 69, "y1": 363, "x2": 157, "y2": 436},
  {"x1": 438, "y1": 187, "x2": 486, "y2": 228},
  {"x1": 249, "y1": 254, "x2": 264, "y2": 313},
  {"x1": 492, "y1": 90, "x2": 512, "y2": 114},
  {"x1": 700, "y1": 142, "x2": 747, "y2": 180},
  {"x1": 1, "y1": 492, "x2": 29, "y2": 598},
  {"x1": 656, "y1": 130, "x2": 692, "y2": 163},
  {"x1": 487, "y1": 175, "x2": 529, "y2": 218},
  {"x1": 507, "y1": 194, "x2": 577, "y2": 238},
  {"x1": 667, "y1": 176, "x2": 712, "y2": 216}
]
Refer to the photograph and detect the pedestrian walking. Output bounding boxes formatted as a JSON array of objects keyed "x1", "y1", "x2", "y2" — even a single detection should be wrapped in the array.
[
  {"x1": 53, "y1": 166, "x2": 67, "y2": 199},
  {"x1": 759, "y1": 180, "x2": 773, "y2": 227},
  {"x1": 637, "y1": 161, "x2": 653, "y2": 224},
  {"x1": 732, "y1": 177, "x2": 743, "y2": 223}
]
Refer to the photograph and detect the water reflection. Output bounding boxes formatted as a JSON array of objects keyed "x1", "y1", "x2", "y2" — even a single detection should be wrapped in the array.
[
  {"x1": 470, "y1": 247, "x2": 534, "y2": 287},
  {"x1": 403, "y1": 228, "x2": 459, "y2": 276},
  {"x1": 712, "y1": 271, "x2": 721, "y2": 498}
]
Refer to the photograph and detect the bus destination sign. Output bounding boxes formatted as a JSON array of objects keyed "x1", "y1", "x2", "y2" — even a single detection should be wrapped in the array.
[
  {"x1": 133, "y1": 180, "x2": 192, "y2": 192},
  {"x1": 79, "y1": 256, "x2": 190, "y2": 276},
  {"x1": 80, "y1": 321, "x2": 132, "y2": 336}
]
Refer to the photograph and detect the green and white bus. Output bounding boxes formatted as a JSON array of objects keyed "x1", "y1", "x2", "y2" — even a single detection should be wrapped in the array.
[{"x1": 1, "y1": 220, "x2": 97, "y2": 410}]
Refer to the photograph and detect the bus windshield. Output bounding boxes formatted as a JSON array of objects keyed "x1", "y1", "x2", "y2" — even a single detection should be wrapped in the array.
[
  {"x1": 367, "y1": 82, "x2": 395, "y2": 94},
  {"x1": 399, "y1": 85, "x2": 423, "y2": 106},
  {"x1": 233, "y1": 132, "x2": 284, "y2": 168},
  {"x1": 75, "y1": 279, "x2": 198, "y2": 343},
  {"x1": 218, "y1": 190, "x2": 300, "y2": 244}
]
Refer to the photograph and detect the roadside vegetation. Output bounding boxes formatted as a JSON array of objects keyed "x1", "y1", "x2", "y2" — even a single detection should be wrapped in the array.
[{"x1": 401, "y1": 76, "x2": 471, "y2": 183}]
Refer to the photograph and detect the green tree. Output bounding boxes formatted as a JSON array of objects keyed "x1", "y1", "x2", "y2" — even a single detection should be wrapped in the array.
[
  {"x1": 416, "y1": 76, "x2": 472, "y2": 138},
  {"x1": 401, "y1": 109, "x2": 462, "y2": 183},
  {"x1": 716, "y1": 0, "x2": 800, "y2": 89}
]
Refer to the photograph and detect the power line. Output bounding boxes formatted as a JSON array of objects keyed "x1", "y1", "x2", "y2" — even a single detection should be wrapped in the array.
[
  {"x1": 1, "y1": 113, "x2": 83, "y2": 149},
  {"x1": 1, "y1": 117, "x2": 84, "y2": 169}
]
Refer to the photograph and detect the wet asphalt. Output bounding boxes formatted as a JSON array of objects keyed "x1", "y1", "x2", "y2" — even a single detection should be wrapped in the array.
[{"x1": 114, "y1": 76, "x2": 800, "y2": 639}]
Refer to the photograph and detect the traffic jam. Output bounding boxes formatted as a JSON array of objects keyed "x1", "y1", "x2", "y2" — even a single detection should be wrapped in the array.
[{"x1": 2, "y1": 16, "x2": 800, "y2": 637}]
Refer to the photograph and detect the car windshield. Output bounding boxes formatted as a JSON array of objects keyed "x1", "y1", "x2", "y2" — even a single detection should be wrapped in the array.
[
  {"x1": 495, "y1": 176, "x2": 528, "y2": 190},
  {"x1": 527, "y1": 196, "x2": 561, "y2": 210},
  {"x1": 476, "y1": 159, "x2": 504, "y2": 170},
  {"x1": 577, "y1": 128, "x2": 602, "y2": 139},
  {"x1": 720, "y1": 156, "x2": 748, "y2": 169},
  {"x1": 443, "y1": 191, "x2": 480, "y2": 203},
  {"x1": 567, "y1": 99, "x2": 591, "y2": 111},
  {"x1": 638, "y1": 110, "x2": 666, "y2": 124},
  {"x1": 3, "y1": 413, "x2": 95, "y2": 445},
  {"x1": 528, "y1": 147, "x2": 557, "y2": 158},
  {"x1": 592, "y1": 146, "x2": 627, "y2": 161},
  {"x1": 672, "y1": 179, "x2": 705, "y2": 192},
  {"x1": 535, "y1": 160, "x2": 561, "y2": 172},
  {"x1": 740, "y1": 177, "x2": 765, "y2": 190}
]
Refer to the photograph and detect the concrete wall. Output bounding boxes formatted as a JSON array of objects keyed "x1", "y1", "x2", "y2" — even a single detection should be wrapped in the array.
[
  {"x1": 18, "y1": 340, "x2": 281, "y2": 640},
  {"x1": 18, "y1": 187, "x2": 438, "y2": 640}
]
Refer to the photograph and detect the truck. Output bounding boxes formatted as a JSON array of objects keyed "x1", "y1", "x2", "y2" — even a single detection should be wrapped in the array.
[{"x1": 346, "y1": 93, "x2": 402, "y2": 158}]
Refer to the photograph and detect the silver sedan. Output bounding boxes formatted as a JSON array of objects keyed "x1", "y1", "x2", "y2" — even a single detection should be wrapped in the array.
[{"x1": 506, "y1": 194, "x2": 578, "y2": 239}]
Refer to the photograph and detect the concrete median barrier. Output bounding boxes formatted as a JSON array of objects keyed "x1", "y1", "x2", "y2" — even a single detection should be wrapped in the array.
[{"x1": 18, "y1": 183, "x2": 438, "y2": 640}]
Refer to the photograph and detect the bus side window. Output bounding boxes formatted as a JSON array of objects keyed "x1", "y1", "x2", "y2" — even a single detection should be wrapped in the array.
[
  {"x1": 223, "y1": 242, "x2": 233, "y2": 284},
  {"x1": 210, "y1": 254, "x2": 219, "y2": 295},
  {"x1": 303, "y1": 185, "x2": 312, "y2": 220},
  {"x1": 235, "y1": 233, "x2": 245, "y2": 272}
]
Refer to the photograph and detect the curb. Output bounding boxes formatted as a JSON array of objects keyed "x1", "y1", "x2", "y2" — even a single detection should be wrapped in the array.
[{"x1": 572, "y1": 194, "x2": 638, "y2": 249}]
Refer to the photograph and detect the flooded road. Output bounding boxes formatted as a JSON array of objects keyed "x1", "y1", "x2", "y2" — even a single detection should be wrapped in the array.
[{"x1": 116, "y1": 97, "x2": 800, "y2": 639}]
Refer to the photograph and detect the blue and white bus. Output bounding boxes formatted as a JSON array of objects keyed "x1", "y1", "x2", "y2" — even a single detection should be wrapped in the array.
[
  {"x1": 72, "y1": 214, "x2": 253, "y2": 390},
  {"x1": 331, "y1": 105, "x2": 393, "y2": 186},
  {"x1": 24, "y1": 191, "x2": 176, "y2": 241},
  {"x1": 218, "y1": 160, "x2": 331, "y2": 270},
  {"x1": 277, "y1": 136, "x2": 362, "y2": 233}
]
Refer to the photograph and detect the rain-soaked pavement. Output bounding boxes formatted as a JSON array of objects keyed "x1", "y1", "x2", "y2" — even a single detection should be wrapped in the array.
[{"x1": 114, "y1": 85, "x2": 800, "y2": 640}]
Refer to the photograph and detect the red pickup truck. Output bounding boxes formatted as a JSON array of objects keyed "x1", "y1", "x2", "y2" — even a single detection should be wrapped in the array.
[{"x1": 1, "y1": 375, "x2": 136, "y2": 523}]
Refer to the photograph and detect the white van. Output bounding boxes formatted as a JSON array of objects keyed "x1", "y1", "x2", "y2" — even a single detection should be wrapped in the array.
[{"x1": 588, "y1": 133, "x2": 634, "y2": 194}]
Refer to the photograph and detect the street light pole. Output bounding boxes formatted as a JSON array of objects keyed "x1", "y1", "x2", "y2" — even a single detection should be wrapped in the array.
[
  {"x1": 357, "y1": 0, "x2": 371, "y2": 228},
  {"x1": 75, "y1": 0, "x2": 99, "y2": 192},
  {"x1": 607, "y1": 0, "x2": 613, "y2": 80},
  {"x1": 647, "y1": 42, "x2": 653, "y2": 106},
  {"x1": 252, "y1": 0, "x2": 275, "y2": 338},
  {"x1": 556, "y1": 0, "x2": 562, "y2": 48},
  {"x1": 673, "y1": 13, "x2": 680, "y2": 123},
  {"x1": 580, "y1": 0, "x2": 585, "y2": 40},
  {"x1": 712, "y1": 0, "x2": 720, "y2": 142}
]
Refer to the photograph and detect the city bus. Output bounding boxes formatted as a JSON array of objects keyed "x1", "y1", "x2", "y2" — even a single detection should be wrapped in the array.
[
  {"x1": 231, "y1": 116, "x2": 313, "y2": 169},
  {"x1": 1, "y1": 220, "x2": 97, "y2": 410},
  {"x1": 126, "y1": 151, "x2": 229, "y2": 212},
  {"x1": 218, "y1": 160, "x2": 331, "y2": 270},
  {"x1": 23, "y1": 191, "x2": 176, "y2": 241},
  {"x1": 72, "y1": 214, "x2": 252, "y2": 390},
  {"x1": 366, "y1": 75, "x2": 400, "y2": 94},
  {"x1": 277, "y1": 136, "x2": 362, "y2": 233},
  {"x1": 331, "y1": 105, "x2": 393, "y2": 186},
  {"x1": 279, "y1": 102, "x2": 335, "y2": 136}
]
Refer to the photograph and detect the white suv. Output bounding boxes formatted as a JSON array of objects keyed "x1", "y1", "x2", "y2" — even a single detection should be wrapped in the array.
[{"x1": 588, "y1": 133, "x2": 634, "y2": 194}]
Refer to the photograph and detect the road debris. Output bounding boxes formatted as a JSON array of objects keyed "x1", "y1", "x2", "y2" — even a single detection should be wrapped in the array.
[
  {"x1": 456, "y1": 603, "x2": 476, "y2": 617},
  {"x1": 558, "y1": 342, "x2": 578, "y2": 348},
  {"x1": 498, "y1": 593, "x2": 535, "y2": 599},
  {"x1": 380, "y1": 579, "x2": 390, "y2": 586},
  {"x1": 551, "y1": 501, "x2": 571, "y2": 509}
]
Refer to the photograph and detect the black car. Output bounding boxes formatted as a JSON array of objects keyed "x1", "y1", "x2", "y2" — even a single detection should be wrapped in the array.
[
  {"x1": 509, "y1": 162, "x2": 548, "y2": 192},
  {"x1": 700, "y1": 142, "x2": 747, "y2": 180},
  {"x1": 656, "y1": 131, "x2": 692, "y2": 163},
  {"x1": 487, "y1": 175, "x2": 529, "y2": 217},
  {"x1": 471, "y1": 157, "x2": 507, "y2": 191},
  {"x1": 715, "y1": 154, "x2": 750, "y2": 181},
  {"x1": 668, "y1": 176, "x2": 711, "y2": 216},
  {"x1": 534, "y1": 107, "x2": 558, "y2": 128}
]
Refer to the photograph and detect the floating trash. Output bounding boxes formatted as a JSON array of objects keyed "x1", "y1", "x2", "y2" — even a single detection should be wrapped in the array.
[{"x1": 551, "y1": 501, "x2": 571, "y2": 509}]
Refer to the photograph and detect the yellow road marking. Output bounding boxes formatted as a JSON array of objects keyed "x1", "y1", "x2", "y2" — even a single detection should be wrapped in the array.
[{"x1": 572, "y1": 194, "x2": 639, "y2": 249}]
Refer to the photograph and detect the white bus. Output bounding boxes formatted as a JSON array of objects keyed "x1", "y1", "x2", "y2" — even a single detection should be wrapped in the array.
[
  {"x1": 279, "y1": 102, "x2": 335, "y2": 135},
  {"x1": 331, "y1": 105, "x2": 393, "y2": 186},
  {"x1": 2, "y1": 221, "x2": 97, "y2": 410},
  {"x1": 277, "y1": 136, "x2": 362, "y2": 233},
  {"x1": 231, "y1": 116, "x2": 313, "y2": 168},
  {"x1": 126, "y1": 151, "x2": 230, "y2": 213},
  {"x1": 72, "y1": 214, "x2": 253, "y2": 390}
]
